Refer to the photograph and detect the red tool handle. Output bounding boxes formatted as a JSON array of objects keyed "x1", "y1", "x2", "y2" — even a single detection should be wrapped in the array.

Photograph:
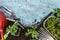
[
  {"x1": 0, "y1": 20, "x2": 4, "y2": 40},
  {"x1": 0, "y1": 11, "x2": 7, "y2": 40},
  {"x1": 0, "y1": 29, "x2": 4, "y2": 40}
]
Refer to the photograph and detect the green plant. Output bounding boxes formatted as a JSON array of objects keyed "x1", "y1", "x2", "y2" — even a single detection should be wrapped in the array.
[
  {"x1": 25, "y1": 26, "x2": 39, "y2": 39},
  {"x1": 6, "y1": 22, "x2": 18, "y2": 36},
  {"x1": 56, "y1": 23, "x2": 60, "y2": 28},
  {"x1": 54, "y1": 8, "x2": 60, "y2": 17},
  {"x1": 0, "y1": 22, "x2": 18, "y2": 40},
  {"x1": 45, "y1": 17, "x2": 60, "y2": 40},
  {"x1": 46, "y1": 17, "x2": 58, "y2": 28}
]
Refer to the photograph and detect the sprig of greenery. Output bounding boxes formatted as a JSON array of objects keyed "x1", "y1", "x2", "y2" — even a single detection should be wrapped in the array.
[
  {"x1": 6, "y1": 22, "x2": 18, "y2": 36},
  {"x1": 25, "y1": 26, "x2": 39, "y2": 39}
]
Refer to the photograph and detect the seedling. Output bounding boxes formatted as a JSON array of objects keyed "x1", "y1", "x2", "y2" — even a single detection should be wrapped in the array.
[
  {"x1": 6, "y1": 22, "x2": 18, "y2": 36},
  {"x1": 25, "y1": 26, "x2": 39, "y2": 39},
  {"x1": 2, "y1": 22, "x2": 18, "y2": 40}
]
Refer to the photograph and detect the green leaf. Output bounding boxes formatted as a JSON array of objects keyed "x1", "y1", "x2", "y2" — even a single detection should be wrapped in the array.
[
  {"x1": 54, "y1": 8, "x2": 60, "y2": 17},
  {"x1": 25, "y1": 26, "x2": 39, "y2": 39},
  {"x1": 6, "y1": 22, "x2": 18, "y2": 36}
]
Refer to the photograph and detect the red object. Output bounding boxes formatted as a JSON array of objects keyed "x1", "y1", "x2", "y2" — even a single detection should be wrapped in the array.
[{"x1": 0, "y1": 11, "x2": 7, "y2": 40}]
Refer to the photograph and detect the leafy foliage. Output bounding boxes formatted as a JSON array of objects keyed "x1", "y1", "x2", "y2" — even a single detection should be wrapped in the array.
[
  {"x1": 25, "y1": 26, "x2": 39, "y2": 39},
  {"x1": 6, "y1": 22, "x2": 18, "y2": 36},
  {"x1": 45, "y1": 17, "x2": 60, "y2": 40},
  {"x1": 56, "y1": 23, "x2": 60, "y2": 28},
  {"x1": 54, "y1": 8, "x2": 60, "y2": 17},
  {"x1": 46, "y1": 17, "x2": 58, "y2": 27}
]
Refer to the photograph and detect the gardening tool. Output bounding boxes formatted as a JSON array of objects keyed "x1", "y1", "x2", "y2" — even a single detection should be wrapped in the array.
[
  {"x1": 0, "y1": 6, "x2": 24, "y2": 29},
  {"x1": 0, "y1": 5, "x2": 24, "y2": 40},
  {"x1": 0, "y1": 11, "x2": 8, "y2": 40}
]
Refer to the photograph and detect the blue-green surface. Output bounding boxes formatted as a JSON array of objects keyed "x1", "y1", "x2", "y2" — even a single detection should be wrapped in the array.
[{"x1": 0, "y1": 0, "x2": 60, "y2": 26}]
